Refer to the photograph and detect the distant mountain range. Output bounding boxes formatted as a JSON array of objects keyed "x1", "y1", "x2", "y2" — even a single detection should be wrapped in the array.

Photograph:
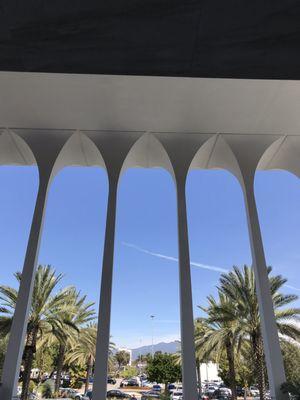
[{"x1": 131, "y1": 341, "x2": 181, "y2": 360}]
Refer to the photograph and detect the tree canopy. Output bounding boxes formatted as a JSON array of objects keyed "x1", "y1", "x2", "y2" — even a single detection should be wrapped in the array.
[{"x1": 146, "y1": 353, "x2": 181, "y2": 394}]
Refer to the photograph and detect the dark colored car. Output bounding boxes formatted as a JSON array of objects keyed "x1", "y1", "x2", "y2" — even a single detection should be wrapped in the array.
[
  {"x1": 106, "y1": 390, "x2": 132, "y2": 398},
  {"x1": 213, "y1": 388, "x2": 232, "y2": 400},
  {"x1": 107, "y1": 376, "x2": 117, "y2": 384},
  {"x1": 85, "y1": 391, "x2": 93, "y2": 400},
  {"x1": 127, "y1": 379, "x2": 139, "y2": 387},
  {"x1": 168, "y1": 384, "x2": 176, "y2": 392},
  {"x1": 236, "y1": 387, "x2": 245, "y2": 397},
  {"x1": 152, "y1": 385, "x2": 162, "y2": 392}
]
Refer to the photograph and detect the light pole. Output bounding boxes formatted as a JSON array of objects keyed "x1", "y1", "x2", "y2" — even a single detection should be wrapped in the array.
[
  {"x1": 150, "y1": 315, "x2": 155, "y2": 357},
  {"x1": 139, "y1": 339, "x2": 142, "y2": 373}
]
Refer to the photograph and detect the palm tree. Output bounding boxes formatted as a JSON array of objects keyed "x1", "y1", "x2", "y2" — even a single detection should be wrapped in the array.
[
  {"x1": 0, "y1": 265, "x2": 77, "y2": 400},
  {"x1": 40, "y1": 288, "x2": 95, "y2": 393},
  {"x1": 219, "y1": 265, "x2": 300, "y2": 400},
  {"x1": 194, "y1": 319, "x2": 214, "y2": 396},
  {"x1": 195, "y1": 294, "x2": 241, "y2": 400},
  {"x1": 66, "y1": 323, "x2": 115, "y2": 393},
  {"x1": 115, "y1": 350, "x2": 130, "y2": 371}
]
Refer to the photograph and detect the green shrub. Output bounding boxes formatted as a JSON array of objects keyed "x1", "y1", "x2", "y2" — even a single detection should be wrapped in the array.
[
  {"x1": 122, "y1": 366, "x2": 138, "y2": 379},
  {"x1": 28, "y1": 380, "x2": 36, "y2": 394},
  {"x1": 159, "y1": 395, "x2": 171, "y2": 400}
]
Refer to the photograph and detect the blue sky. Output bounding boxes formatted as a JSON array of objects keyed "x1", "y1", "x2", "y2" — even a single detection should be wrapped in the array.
[{"x1": 0, "y1": 166, "x2": 299, "y2": 349}]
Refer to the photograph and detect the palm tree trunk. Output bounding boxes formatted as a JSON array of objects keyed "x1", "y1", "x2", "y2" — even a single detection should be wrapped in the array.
[
  {"x1": 85, "y1": 355, "x2": 93, "y2": 393},
  {"x1": 225, "y1": 340, "x2": 237, "y2": 400},
  {"x1": 55, "y1": 343, "x2": 66, "y2": 393},
  {"x1": 21, "y1": 328, "x2": 38, "y2": 400},
  {"x1": 196, "y1": 358, "x2": 202, "y2": 396},
  {"x1": 253, "y1": 336, "x2": 266, "y2": 400}
]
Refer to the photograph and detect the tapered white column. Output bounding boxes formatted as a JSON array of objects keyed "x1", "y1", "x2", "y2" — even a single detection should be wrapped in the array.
[
  {"x1": 176, "y1": 177, "x2": 198, "y2": 400},
  {"x1": 1, "y1": 175, "x2": 50, "y2": 400},
  {"x1": 93, "y1": 176, "x2": 118, "y2": 400},
  {"x1": 243, "y1": 176, "x2": 287, "y2": 400},
  {"x1": 84, "y1": 131, "x2": 142, "y2": 400}
]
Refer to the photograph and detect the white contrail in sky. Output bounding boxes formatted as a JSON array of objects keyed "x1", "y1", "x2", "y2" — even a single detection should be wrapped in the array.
[
  {"x1": 122, "y1": 242, "x2": 229, "y2": 273},
  {"x1": 122, "y1": 242, "x2": 300, "y2": 291},
  {"x1": 284, "y1": 284, "x2": 300, "y2": 292}
]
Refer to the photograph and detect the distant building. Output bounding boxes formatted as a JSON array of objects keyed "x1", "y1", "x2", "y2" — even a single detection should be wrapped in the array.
[{"x1": 199, "y1": 362, "x2": 220, "y2": 383}]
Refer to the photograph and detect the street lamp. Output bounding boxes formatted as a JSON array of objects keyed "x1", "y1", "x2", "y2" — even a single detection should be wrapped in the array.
[{"x1": 150, "y1": 315, "x2": 155, "y2": 357}]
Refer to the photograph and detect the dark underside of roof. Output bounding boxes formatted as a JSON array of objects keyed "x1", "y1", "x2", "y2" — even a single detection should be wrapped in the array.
[{"x1": 0, "y1": 0, "x2": 300, "y2": 79}]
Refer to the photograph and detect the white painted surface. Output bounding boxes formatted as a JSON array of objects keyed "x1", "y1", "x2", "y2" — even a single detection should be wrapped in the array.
[{"x1": 0, "y1": 72, "x2": 297, "y2": 400}]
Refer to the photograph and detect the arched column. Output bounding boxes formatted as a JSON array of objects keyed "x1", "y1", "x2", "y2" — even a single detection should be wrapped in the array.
[
  {"x1": 156, "y1": 133, "x2": 212, "y2": 400},
  {"x1": 176, "y1": 173, "x2": 198, "y2": 400},
  {"x1": 223, "y1": 134, "x2": 288, "y2": 400},
  {"x1": 92, "y1": 171, "x2": 118, "y2": 400},
  {"x1": 243, "y1": 173, "x2": 287, "y2": 400},
  {"x1": 85, "y1": 132, "x2": 142, "y2": 400},
  {"x1": 0, "y1": 131, "x2": 72, "y2": 400}
]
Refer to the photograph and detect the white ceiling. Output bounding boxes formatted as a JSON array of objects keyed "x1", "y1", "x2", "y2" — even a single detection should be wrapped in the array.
[{"x1": 0, "y1": 72, "x2": 300, "y2": 135}]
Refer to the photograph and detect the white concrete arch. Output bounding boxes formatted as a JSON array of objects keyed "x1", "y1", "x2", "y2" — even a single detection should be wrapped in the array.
[
  {"x1": 0, "y1": 129, "x2": 36, "y2": 166},
  {"x1": 84, "y1": 131, "x2": 144, "y2": 181},
  {"x1": 14, "y1": 129, "x2": 73, "y2": 178},
  {"x1": 152, "y1": 133, "x2": 214, "y2": 400},
  {"x1": 50, "y1": 130, "x2": 107, "y2": 179},
  {"x1": 186, "y1": 133, "x2": 291, "y2": 400},
  {"x1": 222, "y1": 134, "x2": 282, "y2": 184},
  {"x1": 0, "y1": 129, "x2": 74, "y2": 400},
  {"x1": 155, "y1": 133, "x2": 213, "y2": 181},
  {"x1": 220, "y1": 133, "x2": 288, "y2": 400},
  {"x1": 79, "y1": 131, "x2": 144, "y2": 400},
  {"x1": 189, "y1": 134, "x2": 243, "y2": 184},
  {"x1": 257, "y1": 135, "x2": 300, "y2": 178},
  {"x1": 121, "y1": 132, "x2": 174, "y2": 177}
]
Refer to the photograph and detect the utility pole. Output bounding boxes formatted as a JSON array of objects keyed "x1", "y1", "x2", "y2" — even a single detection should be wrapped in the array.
[{"x1": 150, "y1": 315, "x2": 155, "y2": 357}]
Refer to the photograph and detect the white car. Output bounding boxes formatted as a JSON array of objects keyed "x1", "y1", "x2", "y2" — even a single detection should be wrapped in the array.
[
  {"x1": 171, "y1": 391, "x2": 183, "y2": 400},
  {"x1": 206, "y1": 385, "x2": 218, "y2": 396},
  {"x1": 60, "y1": 388, "x2": 87, "y2": 400},
  {"x1": 249, "y1": 386, "x2": 260, "y2": 397}
]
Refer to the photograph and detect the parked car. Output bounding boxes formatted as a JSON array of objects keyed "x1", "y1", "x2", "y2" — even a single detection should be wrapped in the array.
[
  {"x1": 170, "y1": 390, "x2": 183, "y2": 400},
  {"x1": 85, "y1": 391, "x2": 93, "y2": 400},
  {"x1": 152, "y1": 384, "x2": 162, "y2": 392},
  {"x1": 141, "y1": 391, "x2": 161, "y2": 400},
  {"x1": 28, "y1": 394, "x2": 39, "y2": 400},
  {"x1": 120, "y1": 379, "x2": 129, "y2": 387},
  {"x1": 205, "y1": 385, "x2": 219, "y2": 398},
  {"x1": 60, "y1": 388, "x2": 88, "y2": 400},
  {"x1": 168, "y1": 384, "x2": 177, "y2": 393},
  {"x1": 201, "y1": 395, "x2": 209, "y2": 400},
  {"x1": 107, "y1": 376, "x2": 117, "y2": 384},
  {"x1": 249, "y1": 386, "x2": 259, "y2": 397},
  {"x1": 141, "y1": 380, "x2": 151, "y2": 387},
  {"x1": 213, "y1": 388, "x2": 232, "y2": 400},
  {"x1": 107, "y1": 390, "x2": 132, "y2": 398},
  {"x1": 235, "y1": 387, "x2": 245, "y2": 397},
  {"x1": 127, "y1": 378, "x2": 139, "y2": 387}
]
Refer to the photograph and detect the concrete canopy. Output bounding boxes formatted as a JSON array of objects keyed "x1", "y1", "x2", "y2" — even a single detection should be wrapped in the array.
[{"x1": 1, "y1": 72, "x2": 300, "y2": 177}]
